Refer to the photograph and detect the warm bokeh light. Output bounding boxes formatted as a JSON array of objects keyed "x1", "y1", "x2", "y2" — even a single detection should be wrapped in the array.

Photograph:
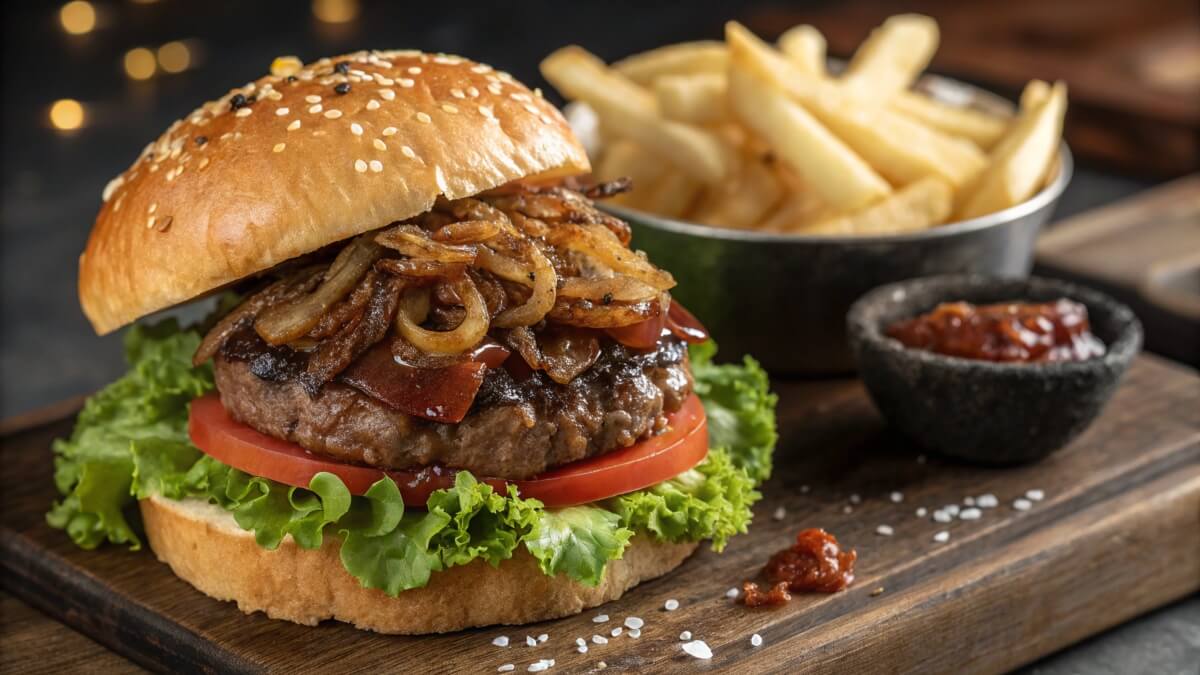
[
  {"x1": 157, "y1": 41, "x2": 191, "y2": 73},
  {"x1": 312, "y1": 0, "x2": 359, "y2": 23},
  {"x1": 124, "y1": 47, "x2": 156, "y2": 80},
  {"x1": 49, "y1": 99, "x2": 85, "y2": 131},
  {"x1": 59, "y1": 1, "x2": 96, "y2": 35}
]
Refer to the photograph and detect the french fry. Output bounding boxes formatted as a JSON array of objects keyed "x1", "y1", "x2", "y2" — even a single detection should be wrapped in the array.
[
  {"x1": 957, "y1": 81, "x2": 1067, "y2": 220},
  {"x1": 541, "y1": 46, "x2": 731, "y2": 184},
  {"x1": 727, "y1": 22, "x2": 985, "y2": 188},
  {"x1": 777, "y1": 24, "x2": 827, "y2": 78},
  {"x1": 806, "y1": 176, "x2": 952, "y2": 235},
  {"x1": 1020, "y1": 79, "x2": 1051, "y2": 112},
  {"x1": 688, "y1": 153, "x2": 783, "y2": 228},
  {"x1": 654, "y1": 73, "x2": 729, "y2": 125},
  {"x1": 595, "y1": 140, "x2": 668, "y2": 209},
  {"x1": 889, "y1": 92, "x2": 1008, "y2": 149},
  {"x1": 840, "y1": 14, "x2": 939, "y2": 102},
  {"x1": 612, "y1": 41, "x2": 729, "y2": 84},
  {"x1": 755, "y1": 189, "x2": 831, "y2": 233},
  {"x1": 639, "y1": 170, "x2": 705, "y2": 219}
]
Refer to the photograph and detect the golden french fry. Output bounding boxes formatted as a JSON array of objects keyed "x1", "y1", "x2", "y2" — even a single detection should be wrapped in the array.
[
  {"x1": 755, "y1": 190, "x2": 831, "y2": 232},
  {"x1": 840, "y1": 14, "x2": 939, "y2": 102},
  {"x1": 777, "y1": 24, "x2": 827, "y2": 77},
  {"x1": 889, "y1": 92, "x2": 1008, "y2": 149},
  {"x1": 612, "y1": 41, "x2": 729, "y2": 84},
  {"x1": 957, "y1": 81, "x2": 1067, "y2": 220},
  {"x1": 1020, "y1": 79, "x2": 1051, "y2": 111},
  {"x1": 596, "y1": 140, "x2": 668, "y2": 209},
  {"x1": 639, "y1": 170, "x2": 704, "y2": 219},
  {"x1": 806, "y1": 176, "x2": 952, "y2": 235},
  {"x1": 654, "y1": 73, "x2": 729, "y2": 124},
  {"x1": 541, "y1": 46, "x2": 731, "y2": 184},
  {"x1": 688, "y1": 153, "x2": 783, "y2": 229}
]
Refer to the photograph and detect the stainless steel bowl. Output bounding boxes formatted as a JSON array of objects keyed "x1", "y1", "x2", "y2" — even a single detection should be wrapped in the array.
[{"x1": 594, "y1": 74, "x2": 1073, "y2": 374}]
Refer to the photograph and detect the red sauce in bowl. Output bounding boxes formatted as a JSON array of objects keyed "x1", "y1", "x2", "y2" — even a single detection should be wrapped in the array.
[{"x1": 886, "y1": 299, "x2": 1106, "y2": 363}]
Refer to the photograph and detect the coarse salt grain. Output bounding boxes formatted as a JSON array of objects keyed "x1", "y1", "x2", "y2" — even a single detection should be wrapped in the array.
[
  {"x1": 933, "y1": 510, "x2": 952, "y2": 523},
  {"x1": 628, "y1": 629, "x2": 641, "y2": 639},
  {"x1": 537, "y1": 634, "x2": 548, "y2": 643},
  {"x1": 843, "y1": 505, "x2": 854, "y2": 514},
  {"x1": 492, "y1": 636, "x2": 509, "y2": 647},
  {"x1": 849, "y1": 494, "x2": 862, "y2": 504},
  {"x1": 890, "y1": 491, "x2": 904, "y2": 503},
  {"x1": 592, "y1": 635, "x2": 608, "y2": 645},
  {"x1": 527, "y1": 660, "x2": 553, "y2": 673},
  {"x1": 943, "y1": 504, "x2": 960, "y2": 517},
  {"x1": 592, "y1": 614, "x2": 608, "y2": 623},
  {"x1": 525, "y1": 636, "x2": 536, "y2": 647},
  {"x1": 772, "y1": 506, "x2": 787, "y2": 521},
  {"x1": 624, "y1": 617, "x2": 644, "y2": 630},
  {"x1": 610, "y1": 627, "x2": 622, "y2": 637},
  {"x1": 725, "y1": 587, "x2": 739, "y2": 599},
  {"x1": 497, "y1": 665, "x2": 514, "y2": 673},
  {"x1": 876, "y1": 524, "x2": 894, "y2": 536},
  {"x1": 959, "y1": 508, "x2": 982, "y2": 521},
  {"x1": 682, "y1": 640, "x2": 713, "y2": 660},
  {"x1": 575, "y1": 638, "x2": 586, "y2": 648},
  {"x1": 933, "y1": 530, "x2": 950, "y2": 543},
  {"x1": 679, "y1": 631, "x2": 692, "y2": 641},
  {"x1": 916, "y1": 507, "x2": 928, "y2": 517},
  {"x1": 664, "y1": 599, "x2": 679, "y2": 611},
  {"x1": 800, "y1": 484, "x2": 811, "y2": 494},
  {"x1": 1013, "y1": 498, "x2": 1032, "y2": 511},
  {"x1": 576, "y1": 645, "x2": 587, "y2": 654},
  {"x1": 963, "y1": 496, "x2": 976, "y2": 506},
  {"x1": 1026, "y1": 489, "x2": 1045, "y2": 501},
  {"x1": 977, "y1": 494, "x2": 999, "y2": 508},
  {"x1": 751, "y1": 633, "x2": 763, "y2": 647}
]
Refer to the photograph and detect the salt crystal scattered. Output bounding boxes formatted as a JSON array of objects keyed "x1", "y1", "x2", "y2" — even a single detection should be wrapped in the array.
[
  {"x1": 610, "y1": 627, "x2": 622, "y2": 637},
  {"x1": 751, "y1": 633, "x2": 763, "y2": 647},
  {"x1": 527, "y1": 659, "x2": 554, "y2": 672},
  {"x1": 959, "y1": 507, "x2": 982, "y2": 521},
  {"x1": 772, "y1": 506, "x2": 787, "y2": 521},
  {"x1": 1026, "y1": 489, "x2": 1045, "y2": 501},
  {"x1": 1013, "y1": 498, "x2": 1032, "y2": 511},
  {"x1": 537, "y1": 633, "x2": 548, "y2": 643},
  {"x1": 800, "y1": 485, "x2": 811, "y2": 494},
  {"x1": 575, "y1": 638, "x2": 586, "y2": 648},
  {"x1": 876, "y1": 524, "x2": 894, "y2": 536},
  {"x1": 597, "y1": 662, "x2": 606, "y2": 669},
  {"x1": 963, "y1": 496, "x2": 976, "y2": 507},
  {"x1": 576, "y1": 645, "x2": 588, "y2": 654},
  {"x1": 725, "y1": 587, "x2": 739, "y2": 599},
  {"x1": 492, "y1": 636, "x2": 509, "y2": 647},
  {"x1": 679, "y1": 631, "x2": 692, "y2": 641},
  {"x1": 682, "y1": 640, "x2": 713, "y2": 659},
  {"x1": 592, "y1": 635, "x2": 608, "y2": 645},
  {"x1": 628, "y1": 629, "x2": 641, "y2": 638},
  {"x1": 916, "y1": 507, "x2": 928, "y2": 517},
  {"x1": 497, "y1": 665, "x2": 514, "y2": 673},
  {"x1": 843, "y1": 505, "x2": 854, "y2": 514},
  {"x1": 592, "y1": 614, "x2": 608, "y2": 623},
  {"x1": 977, "y1": 494, "x2": 999, "y2": 508},
  {"x1": 525, "y1": 636, "x2": 537, "y2": 647},
  {"x1": 933, "y1": 530, "x2": 950, "y2": 543},
  {"x1": 933, "y1": 510, "x2": 952, "y2": 523},
  {"x1": 664, "y1": 599, "x2": 679, "y2": 611},
  {"x1": 943, "y1": 504, "x2": 960, "y2": 517},
  {"x1": 624, "y1": 617, "x2": 644, "y2": 630},
  {"x1": 890, "y1": 491, "x2": 904, "y2": 503},
  {"x1": 849, "y1": 493, "x2": 862, "y2": 505}
]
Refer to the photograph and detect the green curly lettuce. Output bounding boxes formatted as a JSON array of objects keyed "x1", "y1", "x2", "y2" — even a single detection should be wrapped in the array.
[{"x1": 48, "y1": 320, "x2": 777, "y2": 594}]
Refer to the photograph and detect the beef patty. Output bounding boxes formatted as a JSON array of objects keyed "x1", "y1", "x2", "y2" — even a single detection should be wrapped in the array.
[{"x1": 213, "y1": 335, "x2": 693, "y2": 480}]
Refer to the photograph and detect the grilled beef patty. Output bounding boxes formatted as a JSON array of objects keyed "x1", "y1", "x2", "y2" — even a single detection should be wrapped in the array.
[{"x1": 213, "y1": 334, "x2": 692, "y2": 479}]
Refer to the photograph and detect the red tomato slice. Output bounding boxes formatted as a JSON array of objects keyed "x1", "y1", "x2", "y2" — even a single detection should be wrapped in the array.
[{"x1": 188, "y1": 393, "x2": 708, "y2": 508}]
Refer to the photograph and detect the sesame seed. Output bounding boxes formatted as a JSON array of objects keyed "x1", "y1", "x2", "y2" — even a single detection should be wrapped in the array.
[
  {"x1": 471, "y1": 65, "x2": 491, "y2": 73},
  {"x1": 350, "y1": 122, "x2": 363, "y2": 135},
  {"x1": 933, "y1": 530, "x2": 950, "y2": 543},
  {"x1": 148, "y1": 203, "x2": 158, "y2": 214},
  {"x1": 325, "y1": 109, "x2": 344, "y2": 119},
  {"x1": 369, "y1": 160, "x2": 383, "y2": 172},
  {"x1": 478, "y1": 105, "x2": 495, "y2": 118},
  {"x1": 408, "y1": 66, "x2": 421, "y2": 74},
  {"x1": 680, "y1": 631, "x2": 693, "y2": 641},
  {"x1": 488, "y1": 83, "x2": 503, "y2": 95},
  {"x1": 751, "y1": 633, "x2": 763, "y2": 647},
  {"x1": 379, "y1": 89, "x2": 396, "y2": 101},
  {"x1": 273, "y1": 143, "x2": 286, "y2": 153},
  {"x1": 416, "y1": 112, "x2": 431, "y2": 124},
  {"x1": 1026, "y1": 489, "x2": 1045, "y2": 501},
  {"x1": 468, "y1": 86, "x2": 480, "y2": 97},
  {"x1": 682, "y1": 640, "x2": 713, "y2": 660},
  {"x1": 610, "y1": 627, "x2": 622, "y2": 637},
  {"x1": 377, "y1": 76, "x2": 394, "y2": 86},
  {"x1": 309, "y1": 104, "x2": 323, "y2": 114},
  {"x1": 366, "y1": 100, "x2": 380, "y2": 110},
  {"x1": 306, "y1": 95, "x2": 322, "y2": 103},
  {"x1": 537, "y1": 633, "x2": 548, "y2": 643},
  {"x1": 539, "y1": 114, "x2": 552, "y2": 124},
  {"x1": 442, "y1": 103, "x2": 458, "y2": 113},
  {"x1": 382, "y1": 126, "x2": 397, "y2": 136},
  {"x1": 497, "y1": 666, "x2": 514, "y2": 673},
  {"x1": 916, "y1": 507, "x2": 928, "y2": 517},
  {"x1": 523, "y1": 103, "x2": 539, "y2": 115},
  {"x1": 354, "y1": 159, "x2": 367, "y2": 173},
  {"x1": 276, "y1": 107, "x2": 289, "y2": 116},
  {"x1": 146, "y1": 215, "x2": 156, "y2": 229},
  {"x1": 492, "y1": 636, "x2": 509, "y2": 647},
  {"x1": 288, "y1": 119, "x2": 301, "y2": 131},
  {"x1": 267, "y1": 90, "x2": 283, "y2": 101},
  {"x1": 725, "y1": 587, "x2": 739, "y2": 599},
  {"x1": 876, "y1": 524, "x2": 894, "y2": 536},
  {"x1": 373, "y1": 138, "x2": 386, "y2": 151},
  {"x1": 664, "y1": 599, "x2": 679, "y2": 611},
  {"x1": 400, "y1": 145, "x2": 416, "y2": 158},
  {"x1": 334, "y1": 61, "x2": 350, "y2": 74},
  {"x1": 592, "y1": 614, "x2": 608, "y2": 623},
  {"x1": 1013, "y1": 498, "x2": 1033, "y2": 511},
  {"x1": 198, "y1": 157, "x2": 210, "y2": 169},
  {"x1": 235, "y1": 107, "x2": 253, "y2": 117},
  {"x1": 890, "y1": 491, "x2": 904, "y2": 503},
  {"x1": 772, "y1": 506, "x2": 786, "y2": 521},
  {"x1": 450, "y1": 88, "x2": 465, "y2": 99},
  {"x1": 959, "y1": 508, "x2": 982, "y2": 521},
  {"x1": 525, "y1": 636, "x2": 536, "y2": 647},
  {"x1": 399, "y1": 78, "x2": 414, "y2": 88},
  {"x1": 624, "y1": 617, "x2": 643, "y2": 630},
  {"x1": 510, "y1": 92, "x2": 531, "y2": 102},
  {"x1": 977, "y1": 494, "x2": 999, "y2": 508},
  {"x1": 592, "y1": 635, "x2": 608, "y2": 645}
]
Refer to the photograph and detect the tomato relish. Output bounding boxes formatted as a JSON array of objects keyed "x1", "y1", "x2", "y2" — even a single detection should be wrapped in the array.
[
  {"x1": 743, "y1": 528, "x2": 856, "y2": 607},
  {"x1": 886, "y1": 298, "x2": 1105, "y2": 363}
]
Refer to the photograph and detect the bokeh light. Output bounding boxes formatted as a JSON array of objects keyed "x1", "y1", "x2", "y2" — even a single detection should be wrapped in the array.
[
  {"x1": 49, "y1": 99, "x2": 85, "y2": 131},
  {"x1": 157, "y1": 41, "x2": 191, "y2": 73},
  {"x1": 124, "y1": 47, "x2": 157, "y2": 80},
  {"x1": 59, "y1": 1, "x2": 96, "y2": 35},
  {"x1": 312, "y1": 0, "x2": 359, "y2": 24}
]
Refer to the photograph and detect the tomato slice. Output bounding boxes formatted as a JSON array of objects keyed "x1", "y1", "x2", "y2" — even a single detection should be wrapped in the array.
[
  {"x1": 188, "y1": 393, "x2": 708, "y2": 508},
  {"x1": 607, "y1": 301, "x2": 710, "y2": 349}
]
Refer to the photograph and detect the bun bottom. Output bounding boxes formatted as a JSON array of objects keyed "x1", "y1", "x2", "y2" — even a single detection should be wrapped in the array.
[{"x1": 140, "y1": 495, "x2": 698, "y2": 634}]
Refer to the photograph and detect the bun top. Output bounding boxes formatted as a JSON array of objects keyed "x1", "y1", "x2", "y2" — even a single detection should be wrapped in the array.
[{"x1": 79, "y1": 50, "x2": 590, "y2": 334}]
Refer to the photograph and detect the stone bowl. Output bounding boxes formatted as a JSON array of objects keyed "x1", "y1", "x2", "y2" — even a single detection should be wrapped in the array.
[{"x1": 847, "y1": 275, "x2": 1142, "y2": 464}]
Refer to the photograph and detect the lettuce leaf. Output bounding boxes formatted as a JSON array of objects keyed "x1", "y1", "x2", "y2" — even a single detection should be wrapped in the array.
[{"x1": 48, "y1": 321, "x2": 777, "y2": 595}]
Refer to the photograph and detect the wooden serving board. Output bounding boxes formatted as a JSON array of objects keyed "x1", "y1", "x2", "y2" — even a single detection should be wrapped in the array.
[{"x1": 2, "y1": 355, "x2": 1198, "y2": 674}]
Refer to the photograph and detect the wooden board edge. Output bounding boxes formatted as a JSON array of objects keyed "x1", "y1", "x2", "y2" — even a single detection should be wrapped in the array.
[
  {"x1": 0, "y1": 395, "x2": 88, "y2": 438},
  {"x1": 0, "y1": 528, "x2": 259, "y2": 675}
]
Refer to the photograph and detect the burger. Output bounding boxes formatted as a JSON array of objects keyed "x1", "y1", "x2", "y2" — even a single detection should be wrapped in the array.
[{"x1": 49, "y1": 50, "x2": 776, "y2": 634}]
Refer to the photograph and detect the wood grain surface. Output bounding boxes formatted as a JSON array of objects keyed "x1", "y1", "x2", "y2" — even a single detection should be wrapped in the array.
[{"x1": 2, "y1": 355, "x2": 1198, "y2": 674}]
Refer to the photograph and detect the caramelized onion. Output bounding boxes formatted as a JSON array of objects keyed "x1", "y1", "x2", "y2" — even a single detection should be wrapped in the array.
[
  {"x1": 548, "y1": 296, "x2": 660, "y2": 328},
  {"x1": 432, "y1": 219, "x2": 503, "y2": 244},
  {"x1": 492, "y1": 242, "x2": 557, "y2": 328},
  {"x1": 376, "y1": 225, "x2": 477, "y2": 263},
  {"x1": 193, "y1": 273, "x2": 317, "y2": 366},
  {"x1": 377, "y1": 258, "x2": 467, "y2": 281},
  {"x1": 394, "y1": 277, "x2": 489, "y2": 354},
  {"x1": 255, "y1": 238, "x2": 382, "y2": 346},
  {"x1": 557, "y1": 276, "x2": 658, "y2": 303},
  {"x1": 545, "y1": 224, "x2": 675, "y2": 291},
  {"x1": 475, "y1": 247, "x2": 535, "y2": 286}
]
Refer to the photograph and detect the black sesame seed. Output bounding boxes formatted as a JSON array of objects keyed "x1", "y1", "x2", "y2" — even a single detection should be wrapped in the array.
[
  {"x1": 334, "y1": 82, "x2": 351, "y2": 95},
  {"x1": 286, "y1": 75, "x2": 298, "y2": 83},
  {"x1": 334, "y1": 61, "x2": 350, "y2": 74},
  {"x1": 194, "y1": 135, "x2": 208, "y2": 146},
  {"x1": 527, "y1": 272, "x2": 536, "y2": 281},
  {"x1": 602, "y1": 293, "x2": 613, "y2": 305},
  {"x1": 229, "y1": 93, "x2": 247, "y2": 110}
]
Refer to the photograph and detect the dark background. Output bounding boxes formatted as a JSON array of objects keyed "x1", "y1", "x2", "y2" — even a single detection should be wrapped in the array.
[{"x1": 1, "y1": 1, "x2": 1195, "y2": 673}]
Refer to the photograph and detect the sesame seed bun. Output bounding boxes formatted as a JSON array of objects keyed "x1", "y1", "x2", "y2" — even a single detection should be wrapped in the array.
[
  {"x1": 79, "y1": 50, "x2": 590, "y2": 335},
  {"x1": 140, "y1": 495, "x2": 698, "y2": 634}
]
